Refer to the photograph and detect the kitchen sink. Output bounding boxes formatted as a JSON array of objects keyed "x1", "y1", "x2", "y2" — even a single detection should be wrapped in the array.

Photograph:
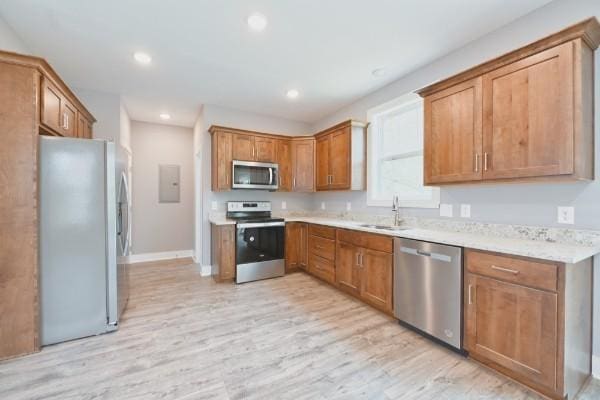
[{"x1": 357, "y1": 223, "x2": 409, "y2": 231}]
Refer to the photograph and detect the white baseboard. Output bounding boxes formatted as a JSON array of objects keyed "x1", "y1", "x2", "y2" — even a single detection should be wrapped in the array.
[
  {"x1": 200, "y1": 265, "x2": 212, "y2": 277},
  {"x1": 128, "y1": 250, "x2": 194, "y2": 264},
  {"x1": 593, "y1": 355, "x2": 600, "y2": 379}
]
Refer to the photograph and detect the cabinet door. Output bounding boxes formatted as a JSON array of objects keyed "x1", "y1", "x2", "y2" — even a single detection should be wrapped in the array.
[
  {"x1": 41, "y1": 78, "x2": 62, "y2": 134},
  {"x1": 424, "y1": 77, "x2": 483, "y2": 184},
  {"x1": 360, "y1": 248, "x2": 393, "y2": 313},
  {"x1": 76, "y1": 113, "x2": 93, "y2": 139},
  {"x1": 277, "y1": 140, "x2": 292, "y2": 191},
  {"x1": 482, "y1": 42, "x2": 574, "y2": 180},
  {"x1": 232, "y1": 134, "x2": 255, "y2": 161},
  {"x1": 315, "y1": 135, "x2": 330, "y2": 190},
  {"x1": 61, "y1": 98, "x2": 77, "y2": 137},
  {"x1": 220, "y1": 225, "x2": 236, "y2": 280},
  {"x1": 285, "y1": 223, "x2": 300, "y2": 272},
  {"x1": 212, "y1": 131, "x2": 232, "y2": 191},
  {"x1": 292, "y1": 139, "x2": 315, "y2": 192},
  {"x1": 329, "y1": 127, "x2": 351, "y2": 189},
  {"x1": 297, "y1": 223, "x2": 308, "y2": 269},
  {"x1": 254, "y1": 136, "x2": 276, "y2": 162},
  {"x1": 336, "y1": 241, "x2": 361, "y2": 296},
  {"x1": 465, "y1": 274, "x2": 557, "y2": 390}
]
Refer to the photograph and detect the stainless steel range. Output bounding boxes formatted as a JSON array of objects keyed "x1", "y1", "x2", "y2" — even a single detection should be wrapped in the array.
[{"x1": 227, "y1": 201, "x2": 285, "y2": 284}]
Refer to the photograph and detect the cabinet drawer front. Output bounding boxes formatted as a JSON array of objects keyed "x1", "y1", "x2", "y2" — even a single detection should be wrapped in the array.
[
  {"x1": 308, "y1": 235, "x2": 335, "y2": 261},
  {"x1": 308, "y1": 255, "x2": 335, "y2": 284},
  {"x1": 337, "y1": 229, "x2": 393, "y2": 253},
  {"x1": 466, "y1": 250, "x2": 558, "y2": 292},
  {"x1": 309, "y1": 224, "x2": 336, "y2": 239}
]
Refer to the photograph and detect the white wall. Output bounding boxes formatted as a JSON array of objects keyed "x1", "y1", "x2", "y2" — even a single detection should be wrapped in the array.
[
  {"x1": 131, "y1": 121, "x2": 194, "y2": 255},
  {"x1": 197, "y1": 104, "x2": 314, "y2": 266},
  {"x1": 309, "y1": 0, "x2": 600, "y2": 370},
  {"x1": 0, "y1": 13, "x2": 28, "y2": 53}
]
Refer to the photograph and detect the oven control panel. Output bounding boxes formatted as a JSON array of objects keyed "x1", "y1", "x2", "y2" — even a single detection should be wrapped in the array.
[{"x1": 227, "y1": 201, "x2": 271, "y2": 212}]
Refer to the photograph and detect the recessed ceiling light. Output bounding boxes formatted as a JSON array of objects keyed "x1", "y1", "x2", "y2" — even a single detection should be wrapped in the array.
[
  {"x1": 286, "y1": 89, "x2": 299, "y2": 99},
  {"x1": 247, "y1": 12, "x2": 267, "y2": 32},
  {"x1": 372, "y1": 68, "x2": 386, "y2": 77},
  {"x1": 159, "y1": 113, "x2": 171, "y2": 120},
  {"x1": 133, "y1": 51, "x2": 152, "y2": 65}
]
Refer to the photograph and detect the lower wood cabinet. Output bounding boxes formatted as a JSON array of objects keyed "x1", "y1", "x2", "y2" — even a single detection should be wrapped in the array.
[
  {"x1": 296, "y1": 224, "x2": 394, "y2": 315},
  {"x1": 211, "y1": 224, "x2": 236, "y2": 282},
  {"x1": 464, "y1": 249, "x2": 592, "y2": 400},
  {"x1": 335, "y1": 233, "x2": 393, "y2": 314},
  {"x1": 285, "y1": 222, "x2": 307, "y2": 272}
]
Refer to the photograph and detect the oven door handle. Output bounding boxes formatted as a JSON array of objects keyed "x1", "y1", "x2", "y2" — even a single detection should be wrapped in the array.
[{"x1": 237, "y1": 222, "x2": 285, "y2": 229}]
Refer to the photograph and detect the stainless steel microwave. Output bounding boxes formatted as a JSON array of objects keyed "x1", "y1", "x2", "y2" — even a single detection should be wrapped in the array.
[{"x1": 232, "y1": 160, "x2": 279, "y2": 190}]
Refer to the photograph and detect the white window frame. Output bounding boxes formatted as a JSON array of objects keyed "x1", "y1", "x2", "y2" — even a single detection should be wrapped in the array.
[{"x1": 366, "y1": 93, "x2": 440, "y2": 208}]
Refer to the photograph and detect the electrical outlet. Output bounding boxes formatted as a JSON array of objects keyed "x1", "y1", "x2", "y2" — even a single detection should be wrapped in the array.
[
  {"x1": 440, "y1": 203, "x2": 453, "y2": 218},
  {"x1": 460, "y1": 204, "x2": 471, "y2": 218},
  {"x1": 346, "y1": 202, "x2": 352, "y2": 211},
  {"x1": 321, "y1": 202, "x2": 326, "y2": 210},
  {"x1": 211, "y1": 201, "x2": 218, "y2": 211},
  {"x1": 281, "y1": 201, "x2": 287, "y2": 210},
  {"x1": 557, "y1": 206, "x2": 575, "y2": 224}
]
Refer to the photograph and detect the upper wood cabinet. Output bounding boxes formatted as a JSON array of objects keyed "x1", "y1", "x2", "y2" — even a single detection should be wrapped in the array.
[
  {"x1": 276, "y1": 139, "x2": 292, "y2": 191},
  {"x1": 419, "y1": 18, "x2": 600, "y2": 185},
  {"x1": 209, "y1": 126, "x2": 315, "y2": 192},
  {"x1": 210, "y1": 129, "x2": 233, "y2": 191},
  {"x1": 232, "y1": 133, "x2": 276, "y2": 162},
  {"x1": 291, "y1": 138, "x2": 315, "y2": 192},
  {"x1": 314, "y1": 120, "x2": 366, "y2": 191},
  {"x1": 482, "y1": 42, "x2": 575, "y2": 180},
  {"x1": 424, "y1": 77, "x2": 482, "y2": 184},
  {"x1": 40, "y1": 75, "x2": 95, "y2": 138},
  {"x1": 232, "y1": 134, "x2": 254, "y2": 161}
]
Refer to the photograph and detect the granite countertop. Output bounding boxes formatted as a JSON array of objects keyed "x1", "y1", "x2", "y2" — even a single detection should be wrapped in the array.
[{"x1": 209, "y1": 214, "x2": 600, "y2": 264}]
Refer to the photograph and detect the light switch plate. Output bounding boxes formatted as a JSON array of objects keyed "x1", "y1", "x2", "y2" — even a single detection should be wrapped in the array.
[
  {"x1": 321, "y1": 202, "x2": 326, "y2": 210},
  {"x1": 460, "y1": 204, "x2": 471, "y2": 218},
  {"x1": 211, "y1": 201, "x2": 218, "y2": 211},
  {"x1": 557, "y1": 206, "x2": 575, "y2": 224},
  {"x1": 346, "y1": 202, "x2": 352, "y2": 211},
  {"x1": 440, "y1": 203, "x2": 453, "y2": 218},
  {"x1": 281, "y1": 201, "x2": 287, "y2": 210}
]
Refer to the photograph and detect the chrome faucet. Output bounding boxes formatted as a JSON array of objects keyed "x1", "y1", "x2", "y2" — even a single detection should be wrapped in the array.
[{"x1": 392, "y1": 195, "x2": 402, "y2": 226}]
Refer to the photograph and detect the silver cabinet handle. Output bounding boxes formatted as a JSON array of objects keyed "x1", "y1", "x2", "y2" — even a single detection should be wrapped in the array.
[
  {"x1": 484, "y1": 152, "x2": 489, "y2": 171},
  {"x1": 468, "y1": 284, "x2": 473, "y2": 305},
  {"x1": 356, "y1": 252, "x2": 360, "y2": 266},
  {"x1": 475, "y1": 153, "x2": 479, "y2": 172},
  {"x1": 491, "y1": 265, "x2": 519, "y2": 275},
  {"x1": 359, "y1": 252, "x2": 363, "y2": 266},
  {"x1": 293, "y1": 177, "x2": 296, "y2": 189}
]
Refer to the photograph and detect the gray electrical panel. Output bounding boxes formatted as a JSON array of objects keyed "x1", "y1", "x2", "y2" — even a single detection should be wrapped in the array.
[{"x1": 159, "y1": 164, "x2": 180, "y2": 203}]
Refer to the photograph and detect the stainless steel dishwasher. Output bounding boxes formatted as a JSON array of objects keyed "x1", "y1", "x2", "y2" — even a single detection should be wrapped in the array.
[{"x1": 393, "y1": 238, "x2": 463, "y2": 350}]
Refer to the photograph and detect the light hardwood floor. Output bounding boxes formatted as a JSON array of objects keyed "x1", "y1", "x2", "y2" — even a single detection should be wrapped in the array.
[{"x1": 1, "y1": 259, "x2": 598, "y2": 400}]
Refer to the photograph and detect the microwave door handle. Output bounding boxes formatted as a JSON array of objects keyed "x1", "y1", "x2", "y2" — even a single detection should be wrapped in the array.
[{"x1": 269, "y1": 167, "x2": 273, "y2": 185}]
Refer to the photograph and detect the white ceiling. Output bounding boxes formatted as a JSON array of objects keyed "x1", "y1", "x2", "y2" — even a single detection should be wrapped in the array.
[{"x1": 0, "y1": 0, "x2": 553, "y2": 127}]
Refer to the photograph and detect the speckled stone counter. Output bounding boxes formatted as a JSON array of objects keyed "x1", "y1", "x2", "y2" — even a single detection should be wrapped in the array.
[{"x1": 209, "y1": 211, "x2": 600, "y2": 263}]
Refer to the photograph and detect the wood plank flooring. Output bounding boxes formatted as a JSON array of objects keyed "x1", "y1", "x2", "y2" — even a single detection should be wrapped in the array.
[{"x1": 0, "y1": 259, "x2": 598, "y2": 400}]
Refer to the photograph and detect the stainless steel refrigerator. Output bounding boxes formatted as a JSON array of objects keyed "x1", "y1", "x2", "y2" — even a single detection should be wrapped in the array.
[{"x1": 39, "y1": 136, "x2": 129, "y2": 346}]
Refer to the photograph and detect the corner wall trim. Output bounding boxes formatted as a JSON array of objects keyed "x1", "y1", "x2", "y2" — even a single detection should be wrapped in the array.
[
  {"x1": 200, "y1": 265, "x2": 212, "y2": 277},
  {"x1": 593, "y1": 355, "x2": 600, "y2": 379},
  {"x1": 128, "y1": 250, "x2": 194, "y2": 264}
]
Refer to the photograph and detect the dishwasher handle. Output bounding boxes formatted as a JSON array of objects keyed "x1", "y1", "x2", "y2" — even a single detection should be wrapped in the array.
[{"x1": 399, "y1": 246, "x2": 453, "y2": 263}]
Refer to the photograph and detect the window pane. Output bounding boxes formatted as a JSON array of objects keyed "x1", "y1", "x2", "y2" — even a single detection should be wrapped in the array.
[
  {"x1": 381, "y1": 105, "x2": 422, "y2": 158},
  {"x1": 379, "y1": 155, "x2": 433, "y2": 201}
]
